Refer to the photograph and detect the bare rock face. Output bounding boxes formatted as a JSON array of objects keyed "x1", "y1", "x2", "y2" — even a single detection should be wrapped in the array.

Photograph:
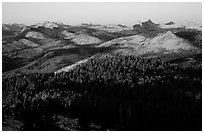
[
  {"x1": 72, "y1": 34, "x2": 102, "y2": 45},
  {"x1": 98, "y1": 31, "x2": 198, "y2": 55},
  {"x1": 145, "y1": 31, "x2": 193, "y2": 52},
  {"x1": 87, "y1": 24, "x2": 133, "y2": 33},
  {"x1": 61, "y1": 30, "x2": 75, "y2": 38},
  {"x1": 35, "y1": 21, "x2": 59, "y2": 29},
  {"x1": 97, "y1": 35, "x2": 146, "y2": 48},
  {"x1": 26, "y1": 31, "x2": 45, "y2": 39},
  {"x1": 133, "y1": 20, "x2": 159, "y2": 30},
  {"x1": 61, "y1": 30, "x2": 102, "y2": 45},
  {"x1": 133, "y1": 20, "x2": 164, "y2": 37}
]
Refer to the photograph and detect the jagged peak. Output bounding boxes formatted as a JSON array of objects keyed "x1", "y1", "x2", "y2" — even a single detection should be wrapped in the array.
[
  {"x1": 147, "y1": 19, "x2": 153, "y2": 23},
  {"x1": 165, "y1": 21, "x2": 175, "y2": 25},
  {"x1": 35, "y1": 21, "x2": 59, "y2": 29},
  {"x1": 153, "y1": 31, "x2": 176, "y2": 40},
  {"x1": 134, "y1": 19, "x2": 158, "y2": 27}
]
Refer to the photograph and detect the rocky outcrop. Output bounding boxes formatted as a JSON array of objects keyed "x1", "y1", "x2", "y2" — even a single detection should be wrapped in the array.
[
  {"x1": 26, "y1": 31, "x2": 45, "y2": 39},
  {"x1": 86, "y1": 24, "x2": 133, "y2": 33},
  {"x1": 165, "y1": 21, "x2": 175, "y2": 25},
  {"x1": 133, "y1": 20, "x2": 164, "y2": 37},
  {"x1": 35, "y1": 21, "x2": 59, "y2": 29}
]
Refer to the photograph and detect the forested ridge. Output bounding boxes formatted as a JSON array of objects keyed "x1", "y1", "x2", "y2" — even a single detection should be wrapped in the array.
[{"x1": 3, "y1": 54, "x2": 202, "y2": 130}]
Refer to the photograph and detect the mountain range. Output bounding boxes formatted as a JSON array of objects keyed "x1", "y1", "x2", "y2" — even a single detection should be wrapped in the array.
[
  {"x1": 2, "y1": 20, "x2": 202, "y2": 131},
  {"x1": 2, "y1": 20, "x2": 202, "y2": 75}
]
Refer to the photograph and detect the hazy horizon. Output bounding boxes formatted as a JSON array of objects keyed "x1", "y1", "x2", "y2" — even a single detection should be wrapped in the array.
[{"x1": 2, "y1": 2, "x2": 202, "y2": 26}]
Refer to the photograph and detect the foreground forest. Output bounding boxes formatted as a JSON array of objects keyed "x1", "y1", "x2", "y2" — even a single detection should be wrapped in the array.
[{"x1": 2, "y1": 54, "x2": 202, "y2": 130}]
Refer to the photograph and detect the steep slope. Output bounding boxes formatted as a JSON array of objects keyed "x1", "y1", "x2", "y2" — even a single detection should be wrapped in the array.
[
  {"x1": 11, "y1": 46, "x2": 114, "y2": 73},
  {"x1": 133, "y1": 20, "x2": 164, "y2": 37},
  {"x1": 3, "y1": 39, "x2": 39, "y2": 53},
  {"x1": 2, "y1": 23, "x2": 27, "y2": 32},
  {"x1": 2, "y1": 39, "x2": 74, "y2": 72},
  {"x1": 55, "y1": 58, "x2": 90, "y2": 74},
  {"x1": 174, "y1": 29, "x2": 202, "y2": 48},
  {"x1": 2, "y1": 23, "x2": 28, "y2": 39},
  {"x1": 97, "y1": 31, "x2": 201, "y2": 58},
  {"x1": 55, "y1": 53, "x2": 114, "y2": 74}
]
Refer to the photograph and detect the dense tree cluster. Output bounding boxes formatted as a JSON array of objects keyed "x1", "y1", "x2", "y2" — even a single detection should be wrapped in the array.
[
  {"x1": 3, "y1": 54, "x2": 202, "y2": 130},
  {"x1": 175, "y1": 30, "x2": 202, "y2": 48}
]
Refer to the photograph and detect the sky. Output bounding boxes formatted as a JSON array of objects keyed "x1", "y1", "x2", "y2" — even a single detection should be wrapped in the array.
[{"x1": 2, "y1": 2, "x2": 202, "y2": 26}]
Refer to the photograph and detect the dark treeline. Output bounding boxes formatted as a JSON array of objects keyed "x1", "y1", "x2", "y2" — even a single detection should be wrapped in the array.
[
  {"x1": 174, "y1": 30, "x2": 202, "y2": 48},
  {"x1": 2, "y1": 54, "x2": 202, "y2": 130}
]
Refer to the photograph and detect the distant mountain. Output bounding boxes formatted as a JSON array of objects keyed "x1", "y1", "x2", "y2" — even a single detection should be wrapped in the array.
[
  {"x1": 61, "y1": 30, "x2": 102, "y2": 45},
  {"x1": 35, "y1": 21, "x2": 59, "y2": 29},
  {"x1": 2, "y1": 23, "x2": 27, "y2": 31},
  {"x1": 30, "y1": 21, "x2": 69, "y2": 29},
  {"x1": 160, "y1": 21, "x2": 202, "y2": 31},
  {"x1": 97, "y1": 31, "x2": 200, "y2": 58},
  {"x1": 85, "y1": 24, "x2": 133, "y2": 33},
  {"x1": 165, "y1": 21, "x2": 175, "y2": 25},
  {"x1": 2, "y1": 23, "x2": 28, "y2": 39},
  {"x1": 133, "y1": 20, "x2": 164, "y2": 37}
]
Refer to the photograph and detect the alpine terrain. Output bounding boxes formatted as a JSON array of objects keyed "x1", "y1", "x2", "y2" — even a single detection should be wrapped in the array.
[{"x1": 2, "y1": 20, "x2": 202, "y2": 131}]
